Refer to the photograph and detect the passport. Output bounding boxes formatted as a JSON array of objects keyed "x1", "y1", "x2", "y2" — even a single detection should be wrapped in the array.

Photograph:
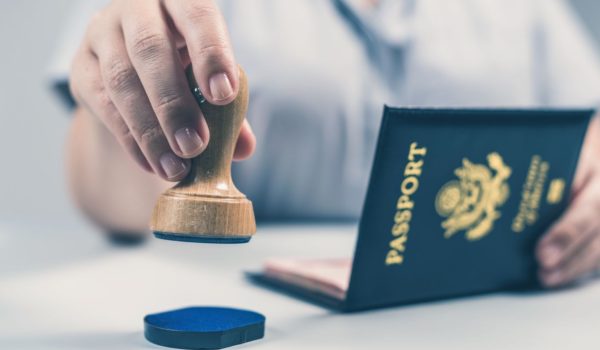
[{"x1": 249, "y1": 107, "x2": 593, "y2": 311}]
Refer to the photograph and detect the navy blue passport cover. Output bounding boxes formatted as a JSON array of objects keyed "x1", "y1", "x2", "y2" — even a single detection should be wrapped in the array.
[{"x1": 251, "y1": 107, "x2": 593, "y2": 312}]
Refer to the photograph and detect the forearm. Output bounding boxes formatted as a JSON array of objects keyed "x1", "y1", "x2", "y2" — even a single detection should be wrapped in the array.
[{"x1": 66, "y1": 107, "x2": 170, "y2": 232}]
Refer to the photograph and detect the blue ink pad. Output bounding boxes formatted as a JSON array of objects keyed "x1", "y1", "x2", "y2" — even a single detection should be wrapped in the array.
[{"x1": 144, "y1": 306, "x2": 265, "y2": 349}]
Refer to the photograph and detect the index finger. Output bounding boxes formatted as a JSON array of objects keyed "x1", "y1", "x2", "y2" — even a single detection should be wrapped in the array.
[
  {"x1": 163, "y1": 0, "x2": 238, "y2": 105},
  {"x1": 121, "y1": 0, "x2": 209, "y2": 159},
  {"x1": 536, "y1": 180, "x2": 600, "y2": 270}
]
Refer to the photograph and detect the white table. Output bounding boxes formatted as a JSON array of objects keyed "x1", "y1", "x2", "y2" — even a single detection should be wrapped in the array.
[{"x1": 1, "y1": 221, "x2": 600, "y2": 350}]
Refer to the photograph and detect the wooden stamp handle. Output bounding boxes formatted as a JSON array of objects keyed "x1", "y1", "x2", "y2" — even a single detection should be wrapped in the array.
[{"x1": 171, "y1": 66, "x2": 248, "y2": 198}]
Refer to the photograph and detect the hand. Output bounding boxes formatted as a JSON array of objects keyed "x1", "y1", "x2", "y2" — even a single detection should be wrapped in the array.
[
  {"x1": 537, "y1": 116, "x2": 600, "y2": 287},
  {"x1": 69, "y1": 0, "x2": 255, "y2": 181}
]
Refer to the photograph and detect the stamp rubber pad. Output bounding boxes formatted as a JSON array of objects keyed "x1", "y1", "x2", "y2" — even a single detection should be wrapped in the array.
[{"x1": 144, "y1": 306, "x2": 265, "y2": 349}]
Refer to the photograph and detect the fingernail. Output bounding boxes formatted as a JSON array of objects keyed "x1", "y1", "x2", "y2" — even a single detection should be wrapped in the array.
[
  {"x1": 544, "y1": 270, "x2": 563, "y2": 286},
  {"x1": 540, "y1": 244, "x2": 562, "y2": 268},
  {"x1": 209, "y1": 73, "x2": 234, "y2": 101},
  {"x1": 160, "y1": 152, "x2": 188, "y2": 179},
  {"x1": 175, "y1": 127, "x2": 203, "y2": 156}
]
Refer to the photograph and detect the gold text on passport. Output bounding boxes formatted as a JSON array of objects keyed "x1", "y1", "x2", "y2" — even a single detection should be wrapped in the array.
[
  {"x1": 436, "y1": 153, "x2": 512, "y2": 241},
  {"x1": 386, "y1": 142, "x2": 427, "y2": 266},
  {"x1": 546, "y1": 178, "x2": 565, "y2": 204},
  {"x1": 512, "y1": 155, "x2": 549, "y2": 232}
]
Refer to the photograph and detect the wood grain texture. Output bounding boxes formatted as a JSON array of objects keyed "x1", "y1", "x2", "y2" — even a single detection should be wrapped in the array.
[{"x1": 150, "y1": 66, "x2": 256, "y2": 241}]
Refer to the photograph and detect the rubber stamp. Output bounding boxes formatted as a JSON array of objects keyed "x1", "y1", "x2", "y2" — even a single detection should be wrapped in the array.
[{"x1": 150, "y1": 67, "x2": 256, "y2": 243}]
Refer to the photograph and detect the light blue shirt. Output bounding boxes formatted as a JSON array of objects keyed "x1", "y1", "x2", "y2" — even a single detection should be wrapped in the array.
[{"x1": 51, "y1": 0, "x2": 600, "y2": 220}]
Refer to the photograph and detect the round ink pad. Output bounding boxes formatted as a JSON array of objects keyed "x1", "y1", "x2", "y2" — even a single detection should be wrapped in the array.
[{"x1": 144, "y1": 306, "x2": 265, "y2": 349}]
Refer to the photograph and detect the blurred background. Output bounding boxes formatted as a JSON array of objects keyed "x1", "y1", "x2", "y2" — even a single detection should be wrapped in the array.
[
  {"x1": 0, "y1": 1, "x2": 78, "y2": 228},
  {"x1": 0, "y1": 1, "x2": 103, "y2": 282}
]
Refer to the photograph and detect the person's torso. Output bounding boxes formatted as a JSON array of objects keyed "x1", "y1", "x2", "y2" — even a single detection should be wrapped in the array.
[{"x1": 218, "y1": 0, "x2": 574, "y2": 219}]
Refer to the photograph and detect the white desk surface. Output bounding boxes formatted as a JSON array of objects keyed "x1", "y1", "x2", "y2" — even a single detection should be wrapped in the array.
[{"x1": 1, "y1": 221, "x2": 600, "y2": 350}]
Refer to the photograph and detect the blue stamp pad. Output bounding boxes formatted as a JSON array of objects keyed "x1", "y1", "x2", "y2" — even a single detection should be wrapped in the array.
[{"x1": 144, "y1": 306, "x2": 265, "y2": 349}]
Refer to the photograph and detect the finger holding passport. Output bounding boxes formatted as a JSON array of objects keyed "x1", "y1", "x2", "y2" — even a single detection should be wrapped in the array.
[{"x1": 536, "y1": 116, "x2": 600, "y2": 287}]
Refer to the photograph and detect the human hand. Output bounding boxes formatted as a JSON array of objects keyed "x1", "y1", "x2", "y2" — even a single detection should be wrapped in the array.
[
  {"x1": 537, "y1": 116, "x2": 600, "y2": 287},
  {"x1": 69, "y1": 0, "x2": 255, "y2": 181}
]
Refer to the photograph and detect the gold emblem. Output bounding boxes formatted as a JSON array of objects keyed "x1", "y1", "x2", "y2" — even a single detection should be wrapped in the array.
[{"x1": 435, "y1": 153, "x2": 512, "y2": 241}]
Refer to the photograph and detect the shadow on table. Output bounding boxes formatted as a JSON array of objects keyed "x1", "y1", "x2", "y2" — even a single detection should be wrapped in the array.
[
  {"x1": 0, "y1": 221, "x2": 146, "y2": 279},
  {"x1": 0, "y1": 331, "x2": 152, "y2": 349}
]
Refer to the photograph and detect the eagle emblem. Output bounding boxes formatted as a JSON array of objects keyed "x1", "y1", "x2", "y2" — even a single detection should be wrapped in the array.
[{"x1": 435, "y1": 152, "x2": 512, "y2": 241}]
